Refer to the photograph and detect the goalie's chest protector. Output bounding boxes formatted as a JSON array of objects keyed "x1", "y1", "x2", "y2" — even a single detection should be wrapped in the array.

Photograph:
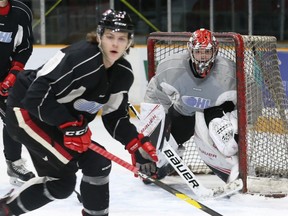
[{"x1": 158, "y1": 53, "x2": 236, "y2": 115}]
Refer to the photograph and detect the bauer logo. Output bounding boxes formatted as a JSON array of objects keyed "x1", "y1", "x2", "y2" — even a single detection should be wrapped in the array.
[
  {"x1": 163, "y1": 149, "x2": 200, "y2": 188},
  {"x1": 140, "y1": 114, "x2": 157, "y2": 135}
]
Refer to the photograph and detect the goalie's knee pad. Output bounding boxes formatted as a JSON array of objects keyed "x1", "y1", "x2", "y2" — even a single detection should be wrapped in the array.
[{"x1": 208, "y1": 112, "x2": 238, "y2": 157}]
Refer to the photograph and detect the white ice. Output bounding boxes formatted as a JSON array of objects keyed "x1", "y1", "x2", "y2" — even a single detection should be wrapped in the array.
[{"x1": 0, "y1": 116, "x2": 288, "y2": 216}]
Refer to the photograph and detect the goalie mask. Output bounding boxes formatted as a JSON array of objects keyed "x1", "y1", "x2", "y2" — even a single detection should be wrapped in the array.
[
  {"x1": 187, "y1": 28, "x2": 218, "y2": 78},
  {"x1": 97, "y1": 9, "x2": 134, "y2": 51}
]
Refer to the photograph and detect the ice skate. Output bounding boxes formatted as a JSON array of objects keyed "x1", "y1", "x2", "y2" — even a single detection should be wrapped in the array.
[{"x1": 6, "y1": 159, "x2": 35, "y2": 186}]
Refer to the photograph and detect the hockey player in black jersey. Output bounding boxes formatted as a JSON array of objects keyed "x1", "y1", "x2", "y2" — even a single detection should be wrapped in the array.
[
  {"x1": 0, "y1": 9, "x2": 158, "y2": 216},
  {"x1": 0, "y1": 0, "x2": 35, "y2": 186}
]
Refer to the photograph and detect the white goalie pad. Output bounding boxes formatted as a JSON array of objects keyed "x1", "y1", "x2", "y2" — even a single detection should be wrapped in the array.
[
  {"x1": 138, "y1": 102, "x2": 165, "y2": 137},
  {"x1": 138, "y1": 103, "x2": 178, "y2": 168},
  {"x1": 194, "y1": 111, "x2": 239, "y2": 183},
  {"x1": 138, "y1": 104, "x2": 242, "y2": 196}
]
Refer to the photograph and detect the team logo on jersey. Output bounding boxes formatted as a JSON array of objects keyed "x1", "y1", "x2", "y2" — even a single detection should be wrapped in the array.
[
  {"x1": 0, "y1": 31, "x2": 12, "y2": 43},
  {"x1": 182, "y1": 95, "x2": 211, "y2": 109},
  {"x1": 73, "y1": 99, "x2": 104, "y2": 114}
]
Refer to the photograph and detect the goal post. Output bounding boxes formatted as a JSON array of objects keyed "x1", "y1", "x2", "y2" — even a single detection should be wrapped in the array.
[{"x1": 147, "y1": 31, "x2": 288, "y2": 196}]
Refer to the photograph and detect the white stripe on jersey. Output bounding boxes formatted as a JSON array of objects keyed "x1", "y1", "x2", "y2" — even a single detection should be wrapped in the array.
[{"x1": 14, "y1": 107, "x2": 70, "y2": 165}]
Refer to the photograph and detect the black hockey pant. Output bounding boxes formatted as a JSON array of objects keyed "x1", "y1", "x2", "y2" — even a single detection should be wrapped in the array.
[
  {"x1": 5, "y1": 107, "x2": 111, "y2": 216},
  {"x1": 168, "y1": 106, "x2": 195, "y2": 145},
  {"x1": 0, "y1": 97, "x2": 22, "y2": 162}
]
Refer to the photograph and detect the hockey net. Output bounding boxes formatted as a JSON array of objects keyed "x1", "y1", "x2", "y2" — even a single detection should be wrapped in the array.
[{"x1": 147, "y1": 32, "x2": 288, "y2": 196}]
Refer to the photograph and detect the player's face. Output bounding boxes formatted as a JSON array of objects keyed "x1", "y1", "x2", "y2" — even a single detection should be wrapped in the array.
[
  {"x1": 101, "y1": 29, "x2": 129, "y2": 67},
  {"x1": 192, "y1": 48, "x2": 213, "y2": 62}
]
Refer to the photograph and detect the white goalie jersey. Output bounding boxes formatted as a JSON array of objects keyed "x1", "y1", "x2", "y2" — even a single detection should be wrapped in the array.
[{"x1": 144, "y1": 52, "x2": 237, "y2": 116}]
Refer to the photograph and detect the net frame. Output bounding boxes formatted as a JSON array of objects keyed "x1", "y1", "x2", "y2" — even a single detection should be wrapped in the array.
[{"x1": 147, "y1": 31, "x2": 288, "y2": 196}]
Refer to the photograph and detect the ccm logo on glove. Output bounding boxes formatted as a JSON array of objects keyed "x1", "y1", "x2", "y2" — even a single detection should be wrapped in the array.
[
  {"x1": 64, "y1": 128, "x2": 88, "y2": 136},
  {"x1": 59, "y1": 115, "x2": 92, "y2": 153}
]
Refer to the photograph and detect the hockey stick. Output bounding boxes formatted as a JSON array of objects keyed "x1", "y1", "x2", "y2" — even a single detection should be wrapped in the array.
[
  {"x1": 74, "y1": 189, "x2": 82, "y2": 203},
  {"x1": 88, "y1": 142, "x2": 223, "y2": 216},
  {"x1": 128, "y1": 102, "x2": 243, "y2": 199}
]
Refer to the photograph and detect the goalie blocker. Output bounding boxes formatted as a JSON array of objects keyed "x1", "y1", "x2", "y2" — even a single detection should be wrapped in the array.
[{"x1": 138, "y1": 102, "x2": 239, "y2": 184}]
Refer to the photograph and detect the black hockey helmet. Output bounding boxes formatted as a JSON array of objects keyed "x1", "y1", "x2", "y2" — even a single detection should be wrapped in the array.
[{"x1": 97, "y1": 9, "x2": 134, "y2": 40}]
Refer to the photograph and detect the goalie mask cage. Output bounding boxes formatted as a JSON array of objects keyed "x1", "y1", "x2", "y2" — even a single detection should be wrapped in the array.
[{"x1": 147, "y1": 31, "x2": 288, "y2": 196}]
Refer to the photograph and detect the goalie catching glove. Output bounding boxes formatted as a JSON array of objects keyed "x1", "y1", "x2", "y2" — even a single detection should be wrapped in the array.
[
  {"x1": 126, "y1": 134, "x2": 158, "y2": 176},
  {"x1": 208, "y1": 110, "x2": 238, "y2": 157},
  {"x1": 59, "y1": 115, "x2": 92, "y2": 153}
]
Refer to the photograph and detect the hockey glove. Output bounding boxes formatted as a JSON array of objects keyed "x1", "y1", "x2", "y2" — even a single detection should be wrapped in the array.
[
  {"x1": 126, "y1": 134, "x2": 158, "y2": 176},
  {"x1": 0, "y1": 61, "x2": 24, "y2": 96},
  {"x1": 59, "y1": 115, "x2": 92, "y2": 153},
  {"x1": 208, "y1": 111, "x2": 238, "y2": 157}
]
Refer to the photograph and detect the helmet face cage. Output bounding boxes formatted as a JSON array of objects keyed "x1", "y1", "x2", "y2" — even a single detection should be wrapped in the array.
[
  {"x1": 97, "y1": 9, "x2": 134, "y2": 40},
  {"x1": 187, "y1": 28, "x2": 218, "y2": 78}
]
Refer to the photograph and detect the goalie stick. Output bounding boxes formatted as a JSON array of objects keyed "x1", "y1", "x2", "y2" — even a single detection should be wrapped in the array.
[
  {"x1": 128, "y1": 102, "x2": 243, "y2": 199},
  {"x1": 88, "y1": 142, "x2": 223, "y2": 216}
]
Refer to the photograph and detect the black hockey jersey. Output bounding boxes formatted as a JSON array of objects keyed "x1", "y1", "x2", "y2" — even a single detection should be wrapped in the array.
[
  {"x1": 7, "y1": 40, "x2": 138, "y2": 146},
  {"x1": 0, "y1": 0, "x2": 33, "y2": 80}
]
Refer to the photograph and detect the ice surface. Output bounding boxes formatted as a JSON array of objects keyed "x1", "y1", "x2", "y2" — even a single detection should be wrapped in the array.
[{"x1": 0, "y1": 117, "x2": 287, "y2": 216}]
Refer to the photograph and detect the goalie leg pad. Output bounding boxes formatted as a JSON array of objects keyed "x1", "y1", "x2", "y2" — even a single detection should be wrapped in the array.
[
  {"x1": 139, "y1": 103, "x2": 179, "y2": 168},
  {"x1": 194, "y1": 111, "x2": 239, "y2": 183},
  {"x1": 139, "y1": 103, "x2": 190, "y2": 181}
]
